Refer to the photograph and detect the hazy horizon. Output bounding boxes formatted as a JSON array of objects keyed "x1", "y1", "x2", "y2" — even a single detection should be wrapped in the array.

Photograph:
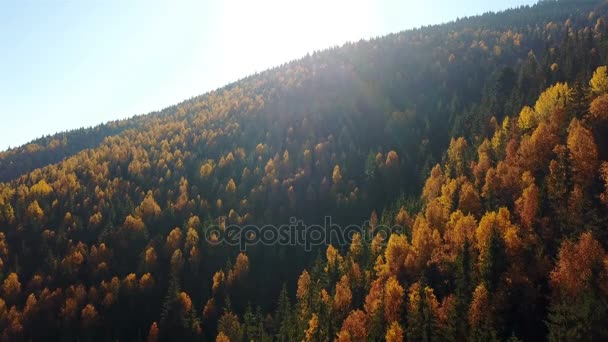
[{"x1": 0, "y1": 0, "x2": 536, "y2": 152}]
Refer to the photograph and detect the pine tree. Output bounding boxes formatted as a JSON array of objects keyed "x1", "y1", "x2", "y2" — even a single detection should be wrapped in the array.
[{"x1": 275, "y1": 284, "x2": 293, "y2": 342}]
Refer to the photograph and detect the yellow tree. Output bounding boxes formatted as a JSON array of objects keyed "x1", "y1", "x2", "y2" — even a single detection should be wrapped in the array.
[
  {"x1": 384, "y1": 234, "x2": 411, "y2": 278},
  {"x1": 534, "y1": 82, "x2": 571, "y2": 124},
  {"x1": 407, "y1": 282, "x2": 440, "y2": 341},
  {"x1": 2, "y1": 273, "x2": 21, "y2": 304},
  {"x1": 518, "y1": 106, "x2": 537, "y2": 132},
  {"x1": 383, "y1": 276, "x2": 404, "y2": 324},
  {"x1": 446, "y1": 137, "x2": 468, "y2": 178},
  {"x1": 567, "y1": 118, "x2": 599, "y2": 189},
  {"x1": 26, "y1": 200, "x2": 44, "y2": 222},
  {"x1": 515, "y1": 173, "x2": 539, "y2": 231},
  {"x1": 422, "y1": 165, "x2": 445, "y2": 203},
  {"x1": 333, "y1": 275, "x2": 352, "y2": 318},
  {"x1": 296, "y1": 270, "x2": 311, "y2": 315},
  {"x1": 304, "y1": 313, "x2": 319, "y2": 342},
  {"x1": 469, "y1": 284, "x2": 495, "y2": 340},
  {"x1": 81, "y1": 304, "x2": 98, "y2": 328},
  {"x1": 547, "y1": 232, "x2": 608, "y2": 340},
  {"x1": 385, "y1": 322, "x2": 404, "y2": 342},
  {"x1": 137, "y1": 191, "x2": 161, "y2": 218},
  {"x1": 589, "y1": 93, "x2": 608, "y2": 121},
  {"x1": 338, "y1": 310, "x2": 367, "y2": 342},
  {"x1": 458, "y1": 181, "x2": 482, "y2": 216},
  {"x1": 590, "y1": 65, "x2": 608, "y2": 96}
]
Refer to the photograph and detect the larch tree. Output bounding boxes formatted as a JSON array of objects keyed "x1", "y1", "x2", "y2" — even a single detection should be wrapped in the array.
[
  {"x1": 385, "y1": 321, "x2": 404, "y2": 342},
  {"x1": 339, "y1": 310, "x2": 367, "y2": 342},
  {"x1": 547, "y1": 232, "x2": 608, "y2": 341},
  {"x1": 468, "y1": 284, "x2": 497, "y2": 341},
  {"x1": 383, "y1": 276, "x2": 404, "y2": 324},
  {"x1": 590, "y1": 65, "x2": 608, "y2": 96},
  {"x1": 567, "y1": 118, "x2": 599, "y2": 189},
  {"x1": 333, "y1": 275, "x2": 352, "y2": 319}
]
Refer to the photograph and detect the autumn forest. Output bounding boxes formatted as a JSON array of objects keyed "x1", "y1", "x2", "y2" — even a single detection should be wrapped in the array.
[{"x1": 2, "y1": 0, "x2": 608, "y2": 341}]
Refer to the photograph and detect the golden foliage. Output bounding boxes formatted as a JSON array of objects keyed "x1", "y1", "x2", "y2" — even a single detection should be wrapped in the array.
[
  {"x1": 88, "y1": 212, "x2": 103, "y2": 227},
  {"x1": 60, "y1": 297, "x2": 78, "y2": 321},
  {"x1": 332, "y1": 165, "x2": 343, "y2": 185},
  {"x1": 144, "y1": 246, "x2": 157, "y2": 268},
  {"x1": 124, "y1": 215, "x2": 145, "y2": 233},
  {"x1": 446, "y1": 137, "x2": 468, "y2": 177},
  {"x1": 589, "y1": 93, "x2": 608, "y2": 121},
  {"x1": 170, "y1": 249, "x2": 184, "y2": 274},
  {"x1": 304, "y1": 313, "x2": 319, "y2": 342},
  {"x1": 296, "y1": 270, "x2": 311, "y2": 301},
  {"x1": 339, "y1": 310, "x2": 367, "y2": 342},
  {"x1": 534, "y1": 82, "x2": 570, "y2": 124},
  {"x1": 336, "y1": 330, "x2": 352, "y2": 342},
  {"x1": 383, "y1": 276, "x2": 404, "y2": 324},
  {"x1": 515, "y1": 175, "x2": 539, "y2": 231},
  {"x1": 422, "y1": 165, "x2": 444, "y2": 203},
  {"x1": 349, "y1": 233, "x2": 363, "y2": 258},
  {"x1": 334, "y1": 275, "x2": 352, "y2": 315},
  {"x1": 255, "y1": 143, "x2": 266, "y2": 155},
  {"x1": 137, "y1": 191, "x2": 161, "y2": 218},
  {"x1": 26, "y1": 200, "x2": 44, "y2": 221},
  {"x1": 385, "y1": 321, "x2": 404, "y2": 342},
  {"x1": 411, "y1": 215, "x2": 442, "y2": 269},
  {"x1": 0, "y1": 233, "x2": 8, "y2": 258},
  {"x1": 200, "y1": 160, "x2": 215, "y2": 178},
  {"x1": 590, "y1": 65, "x2": 608, "y2": 96},
  {"x1": 227, "y1": 253, "x2": 249, "y2": 285},
  {"x1": 395, "y1": 206, "x2": 413, "y2": 228},
  {"x1": 212, "y1": 271, "x2": 225, "y2": 295},
  {"x1": 139, "y1": 273, "x2": 155, "y2": 290},
  {"x1": 30, "y1": 180, "x2": 53, "y2": 197},
  {"x1": 444, "y1": 210, "x2": 477, "y2": 259},
  {"x1": 469, "y1": 284, "x2": 490, "y2": 328},
  {"x1": 476, "y1": 208, "x2": 521, "y2": 258},
  {"x1": 123, "y1": 273, "x2": 137, "y2": 291},
  {"x1": 458, "y1": 181, "x2": 482, "y2": 216},
  {"x1": 550, "y1": 232, "x2": 607, "y2": 297},
  {"x1": 567, "y1": 118, "x2": 599, "y2": 188},
  {"x1": 22, "y1": 293, "x2": 37, "y2": 320},
  {"x1": 385, "y1": 150, "x2": 399, "y2": 168},
  {"x1": 326, "y1": 244, "x2": 343, "y2": 272},
  {"x1": 385, "y1": 233, "x2": 411, "y2": 278},
  {"x1": 185, "y1": 227, "x2": 199, "y2": 251},
  {"x1": 215, "y1": 332, "x2": 230, "y2": 342},
  {"x1": 225, "y1": 178, "x2": 237, "y2": 193},
  {"x1": 179, "y1": 291, "x2": 193, "y2": 312},
  {"x1": 518, "y1": 121, "x2": 560, "y2": 174},
  {"x1": 218, "y1": 311, "x2": 242, "y2": 342},
  {"x1": 166, "y1": 227, "x2": 183, "y2": 250},
  {"x1": 364, "y1": 278, "x2": 383, "y2": 319},
  {"x1": 2, "y1": 273, "x2": 21, "y2": 303},
  {"x1": 81, "y1": 304, "x2": 98, "y2": 327},
  {"x1": 518, "y1": 105, "x2": 537, "y2": 131}
]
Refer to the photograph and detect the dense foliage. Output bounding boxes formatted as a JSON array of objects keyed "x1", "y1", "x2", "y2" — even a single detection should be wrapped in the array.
[{"x1": 1, "y1": 0, "x2": 608, "y2": 341}]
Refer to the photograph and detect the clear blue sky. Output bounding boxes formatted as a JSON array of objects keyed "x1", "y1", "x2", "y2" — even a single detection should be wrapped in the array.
[{"x1": 0, "y1": 0, "x2": 536, "y2": 151}]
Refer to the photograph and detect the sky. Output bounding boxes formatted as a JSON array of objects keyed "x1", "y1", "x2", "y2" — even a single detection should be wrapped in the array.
[{"x1": 0, "y1": 0, "x2": 537, "y2": 151}]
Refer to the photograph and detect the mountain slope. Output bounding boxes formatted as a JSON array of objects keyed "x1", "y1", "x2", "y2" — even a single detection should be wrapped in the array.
[{"x1": 1, "y1": 0, "x2": 608, "y2": 341}]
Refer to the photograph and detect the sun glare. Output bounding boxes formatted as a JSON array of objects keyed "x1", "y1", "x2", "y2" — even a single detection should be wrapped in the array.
[{"x1": 219, "y1": 0, "x2": 374, "y2": 75}]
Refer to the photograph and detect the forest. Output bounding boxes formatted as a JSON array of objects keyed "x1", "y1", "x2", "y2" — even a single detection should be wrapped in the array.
[{"x1": 1, "y1": 0, "x2": 608, "y2": 341}]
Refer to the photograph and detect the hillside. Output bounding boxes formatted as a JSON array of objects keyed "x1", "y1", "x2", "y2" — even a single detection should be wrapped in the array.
[{"x1": 1, "y1": 0, "x2": 608, "y2": 341}]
